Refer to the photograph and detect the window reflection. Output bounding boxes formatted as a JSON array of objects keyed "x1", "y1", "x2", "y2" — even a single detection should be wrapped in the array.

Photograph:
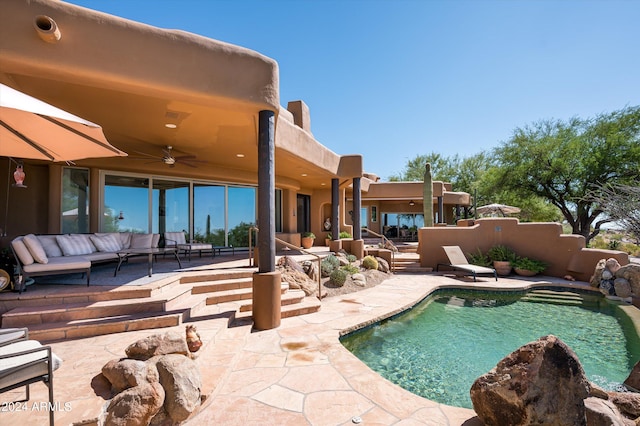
[
  {"x1": 153, "y1": 180, "x2": 189, "y2": 235},
  {"x1": 193, "y1": 184, "x2": 225, "y2": 245},
  {"x1": 228, "y1": 186, "x2": 256, "y2": 247},
  {"x1": 62, "y1": 168, "x2": 89, "y2": 234},
  {"x1": 104, "y1": 175, "x2": 149, "y2": 233}
]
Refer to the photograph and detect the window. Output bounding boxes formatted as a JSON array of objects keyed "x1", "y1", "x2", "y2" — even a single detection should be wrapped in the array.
[
  {"x1": 62, "y1": 168, "x2": 89, "y2": 233},
  {"x1": 228, "y1": 186, "x2": 256, "y2": 247},
  {"x1": 193, "y1": 183, "x2": 225, "y2": 245},
  {"x1": 152, "y1": 179, "x2": 189, "y2": 235},
  {"x1": 103, "y1": 175, "x2": 150, "y2": 233}
]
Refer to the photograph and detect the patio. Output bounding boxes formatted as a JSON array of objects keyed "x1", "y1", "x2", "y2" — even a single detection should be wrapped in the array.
[{"x1": 0, "y1": 258, "x2": 593, "y2": 425}]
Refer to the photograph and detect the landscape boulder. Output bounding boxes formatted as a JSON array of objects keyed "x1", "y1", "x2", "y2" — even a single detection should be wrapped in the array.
[
  {"x1": 470, "y1": 335, "x2": 590, "y2": 426},
  {"x1": 102, "y1": 358, "x2": 159, "y2": 394},
  {"x1": 105, "y1": 381, "x2": 165, "y2": 426},
  {"x1": 155, "y1": 354, "x2": 202, "y2": 423},
  {"x1": 584, "y1": 397, "x2": 630, "y2": 426},
  {"x1": 616, "y1": 264, "x2": 640, "y2": 296},
  {"x1": 125, "y1": 332, "x2": 189, "y2": 360}
]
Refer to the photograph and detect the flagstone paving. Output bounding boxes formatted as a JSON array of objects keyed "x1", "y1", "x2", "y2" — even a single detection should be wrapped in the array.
[{"x1": 1, "y1": 270, "x2": 593, "y2": 425}]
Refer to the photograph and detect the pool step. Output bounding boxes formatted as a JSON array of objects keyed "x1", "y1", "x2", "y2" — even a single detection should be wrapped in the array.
[{"x1": 520, "y1": 290, "x2": 586, "y2": 306}]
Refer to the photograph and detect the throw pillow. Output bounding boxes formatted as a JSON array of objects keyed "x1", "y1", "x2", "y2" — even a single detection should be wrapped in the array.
[
  {"x1": 23, "y1": 234, "x2": 49, "y2": 264},
  {"x1": 129, "y1": 233, "x2": 153, "y2": 249},
  {"x1": 11, "y1": 239, "x2": 34, "y2": 266},
  {"x1": 56, "y1": 235, "x2": 96, "y2": 256},
  {"x1": 37, "y1": 235, "x2": 63, "y2": 257},
  {"x1": 90, "y1": 234, "x2": 122, "y2": 253}
]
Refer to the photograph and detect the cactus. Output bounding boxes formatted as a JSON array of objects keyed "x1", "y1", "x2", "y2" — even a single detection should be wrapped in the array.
[{"x1": 362, "y1": 255, "x2": 378, "y2": 270}]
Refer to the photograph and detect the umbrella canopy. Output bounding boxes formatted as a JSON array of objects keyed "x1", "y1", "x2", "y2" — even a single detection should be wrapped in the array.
[
  {"x1": 476, "y1": 203, "x2": 521, "y2": 217},
  {"x1": 0, "y1": 83, "x2": 127, "y2": 162}
]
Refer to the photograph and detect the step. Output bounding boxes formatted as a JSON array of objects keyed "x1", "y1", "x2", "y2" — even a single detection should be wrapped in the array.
[
  {"x1": 238, "y1": 289, "x2": 307, "y2": 312},
  {"x1": 233, "y1": 296, "x2": 322, "y2": 323},
  {"x1": 1, "y1": 284, "x2": 192, "y2": 327},
  {"x1": 520, "y1": 296, "x2": 584, "y2": 306},
  {"x1": 206, "y1": 282, "x2": 289, "y2": 305},
  {"x1": 393, "y1": 266, "x2": 434, "y2": 273},
  {"x1": 26, "y1": 311, "x2": 185, "y2": 343},
  {"x1": 190, "y1": 277, "x2": 253, "y2": 295},
  {"x1": 179, "y1": 269, "x2": 255, "y2": 284}
]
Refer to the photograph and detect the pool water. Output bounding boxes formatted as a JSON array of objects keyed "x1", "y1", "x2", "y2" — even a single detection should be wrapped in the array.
[{"x1": 341, "y1": 288, "x2": 640, "y2": 409}]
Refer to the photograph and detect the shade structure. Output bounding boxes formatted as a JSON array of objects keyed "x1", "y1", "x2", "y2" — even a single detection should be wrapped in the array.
[
  {"x1": 0, "y1": 83, "x2": 127, "y2": 162},
  {"x1": 476, "y1": 203, "x2": 521, "y2": 217}
]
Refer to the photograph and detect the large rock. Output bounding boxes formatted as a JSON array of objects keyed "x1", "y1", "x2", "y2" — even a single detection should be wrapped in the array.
[
  {"x1": 102, "y1": 358, "x2": 159, "y2": 393},
  {"x1": 624, "y1": 361, "x2": 640, "y2": 391},
  {"x1": 125, "y1": 332, "x2": 189, "y2": 361},
  {"x1": 155, "y1": 354, "x2": 202, "y2": 423},
  {"x1": 591, "y1": 259, "x2": 607, "y2": 288},
  {"x1": 614, "y1": 278, "x2": 632, "y2": 298},
  {"x1": 616, "y1": 264, "x2": 640, "y2": 295},
  {"x1": 608, "y1": 391, "x2": 640, "y2": 419},
  {"x1": 584, "y1": 397, "x2": 630, "y2": 426},
  {"x1": 376, "y1": 257, "x2": 390, "y2": 273},
  {"x1": 470, "y1": 335, "x2": 590, "y2": 426},
  {"x1": 105, "y1": 381, "x2": 165, "y2": 426}
]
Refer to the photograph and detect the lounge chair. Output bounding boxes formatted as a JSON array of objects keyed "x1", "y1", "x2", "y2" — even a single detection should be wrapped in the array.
[
  {"x1": 436, "y1": 246, "x2": 498, "y2": 282},
  {"x1": 0, "y1": 328, "x2": 62, "y2": 426}
]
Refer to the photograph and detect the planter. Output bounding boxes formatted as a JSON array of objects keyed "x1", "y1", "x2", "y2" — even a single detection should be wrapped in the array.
[
  {"x1": 514, "y1": 268, "x2": 538, "y2": 277},
  {"x1": 325, "y1": 239, "x2": 331, "y2": 247},
  {"x1": 301, "y1": 237, "x2": 314, "y2": 249},
  {"x1": 493, "y1": 260, "x2": 512, "y2": 276}
]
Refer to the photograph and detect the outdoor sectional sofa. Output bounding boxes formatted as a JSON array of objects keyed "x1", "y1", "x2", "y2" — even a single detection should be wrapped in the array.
[{"x1": 10, "y1": 232, "x2": 160, "y2": 291}]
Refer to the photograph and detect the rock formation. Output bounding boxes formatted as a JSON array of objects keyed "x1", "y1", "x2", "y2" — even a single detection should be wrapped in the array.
[
  {"x1": 101, "y1": 330, "x2": 203, "y2": 425},
  {"x1": 590, "y1": 258, "x2": 640, "y2": 300},
  {"x1": 471, "y1": 335, "x2": 640, "y2": 425}
]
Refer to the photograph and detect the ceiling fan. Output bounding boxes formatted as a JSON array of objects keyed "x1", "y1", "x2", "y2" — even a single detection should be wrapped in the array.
[{"x1": 131, "y1": 145, "x2": 206, "y2": 168}]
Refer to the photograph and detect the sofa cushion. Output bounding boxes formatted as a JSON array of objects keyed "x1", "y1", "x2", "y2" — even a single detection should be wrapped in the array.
[
  {"x1": 119, "y1": 232, "x2": 132, "y2": 249},
  {"x1": 130, "y1": 233, "x2": 153, "y2": 249},
  {"x1": 151, "y1": 233, "x2": 160, "y2": 248},
  {"x1": 37, "y1": 235, "x2": 63, "y2": 258},
  {"x1": 23, "y1": 234, "x2": 48, "y2": 264},
  {"x1": 21, "y1": 256, "x2": 90, "y2": 273},
  {"x1": 55, "y1": 235, "x2": 96, "y2": 256},
  {"x1": 0, "y1": 340, "x2": 62, "y2": 390},
  {"x1": 11, "y1": 238, "x2": 34, "y2": 266},
  {"x1": 90, "y1": 234, "x2": 122, "y2": 253}
]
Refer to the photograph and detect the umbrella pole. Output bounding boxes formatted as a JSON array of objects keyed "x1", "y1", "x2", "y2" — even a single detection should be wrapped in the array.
[{"x1": 3, "y1": 158, "x2": 10, "y2": 237}]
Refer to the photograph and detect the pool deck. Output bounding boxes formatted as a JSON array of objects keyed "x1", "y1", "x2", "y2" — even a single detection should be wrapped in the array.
[{"x1": 2, "y1": 270, "x2": 606, "y2": 425}]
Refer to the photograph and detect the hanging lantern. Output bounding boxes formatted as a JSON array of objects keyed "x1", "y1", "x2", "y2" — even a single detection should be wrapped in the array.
[{"x1": 13, "y1": 163, "x2": 26, "y2": 187}]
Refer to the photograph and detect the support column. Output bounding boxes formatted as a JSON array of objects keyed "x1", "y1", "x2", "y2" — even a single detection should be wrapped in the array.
[
  {"x1": 353, "y1": 177, "x2": 361, "y2": 239},
  {"x1": 253, "y1": 110, "x2": 281, "y2": 330},
  {"x1": 330, "y1": 178, "x2": 341, "y2": 252},
  {"x1": 437, "y1": 196, "x2": 444, "y2": 224}
]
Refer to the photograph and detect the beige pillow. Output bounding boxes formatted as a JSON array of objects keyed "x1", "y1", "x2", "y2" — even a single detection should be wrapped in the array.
[
  {"x1": 130, "y1": 233, "x2": 153, "y2": 249},
  {"x1": 23, "y1": 234, "x2": 49, "y2": 264},
  {"x1": 11, "y1": 238, "x2": 34, "y2": 266},
  {"x1": 37, "y1": 235, "x2": 63, "y2": 257}
]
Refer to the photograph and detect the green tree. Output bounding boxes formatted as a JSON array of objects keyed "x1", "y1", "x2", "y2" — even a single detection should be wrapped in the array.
[
  {"x1": 493, "y1": 106, "x2": 640, "y2": 244},
  {"x1": 588, "y1": 183, "x2": 640, "y2": 244}
]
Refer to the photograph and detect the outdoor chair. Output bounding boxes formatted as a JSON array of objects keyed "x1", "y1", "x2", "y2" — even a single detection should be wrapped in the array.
[
  {"x1": 0, "y1": 327, "x2": 62, "y2": 426},
  {"x1": 164, "y1": 232, "x2": 213, "y2": 261},
  {"x1": 436, "y1": 245, "x2": 498, "y2": 282}
]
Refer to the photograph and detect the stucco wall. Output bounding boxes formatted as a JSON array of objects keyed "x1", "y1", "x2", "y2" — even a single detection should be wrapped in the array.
[{"x1": 418, "y1": 218, "x2": 629, "y2": 282}]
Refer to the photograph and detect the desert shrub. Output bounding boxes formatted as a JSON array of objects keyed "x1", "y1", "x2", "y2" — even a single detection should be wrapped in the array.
[
  {"x1": 341, "y1": 264, "x2": 359, "y2": 274},
  {"x1": 467, "y1": 248, "x2": 491, "y2": 267},
  {"x1": 330, "y1": 268, "x2": 348, "y2": 286},
  {"x1": 320, "y1": 254, "x2": 340, "y2": 277},
  {"x1": 347, "y1": 254, "x2": 356, "y2": 263},
  {"x1": 487, "y1": 245, "x2": 517, "y2": 262},
  {"x1": 362, "y1": 255, "x2": 378, "y2": 270},
  {"x1": 339, "y1": 231, "x2": 352, "y2": 239}
]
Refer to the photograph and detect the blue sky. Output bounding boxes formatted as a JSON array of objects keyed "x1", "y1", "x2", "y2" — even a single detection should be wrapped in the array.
[{"x1": 69, "y1": 0, "x2": 640, "y2": 181}]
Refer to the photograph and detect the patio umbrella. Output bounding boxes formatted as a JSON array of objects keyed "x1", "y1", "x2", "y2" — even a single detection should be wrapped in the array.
[
  {"x1": 0, "y1": 83, "x2": 127, "y2": 162},
  {"x1": 475, "y1": 203, "x2": 521, "y2": 217}
]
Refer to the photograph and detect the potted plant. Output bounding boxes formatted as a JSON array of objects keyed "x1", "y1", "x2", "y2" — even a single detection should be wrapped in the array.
[
  {"x1": 301, "y1": 232, "x2": 315, "y2": 249},
  {"x1": 325, "y1": 233, "x2": 332, "y2": 247},
  {"x1": 487, "y1": 245, "x2": 516, "y2": 276},
  {"x1": 512, "y1": 257, "x2": 546, "y2": 276},
  {"x1": 467, "y1": 248, "x2": 492, "y2": 267}
]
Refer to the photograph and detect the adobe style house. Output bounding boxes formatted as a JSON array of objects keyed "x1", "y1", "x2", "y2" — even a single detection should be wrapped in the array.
[
  {"x1": 0, "y1": 0, "x2": 472, "y2": 328},
  {"x1": 0, "y1": 0, "x2": 471, "y2": 250}
]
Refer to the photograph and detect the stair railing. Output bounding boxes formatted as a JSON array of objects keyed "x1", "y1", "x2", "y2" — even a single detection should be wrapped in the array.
[
  {"x1": 248, "y1": 226, "x2": 324, "y2": 300},
  {"x1": 361, "y1": 227, "x2": 397, "y2": 272}
]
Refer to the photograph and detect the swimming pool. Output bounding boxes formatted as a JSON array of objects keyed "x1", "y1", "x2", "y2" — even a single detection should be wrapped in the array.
[{"x1": 341, "y1": 287, "x2": 640, "y2": 409}]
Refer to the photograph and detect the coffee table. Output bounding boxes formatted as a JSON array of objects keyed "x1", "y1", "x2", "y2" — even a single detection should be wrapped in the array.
[{"x1": 114, "y1": 247, "x2": 182, "y2": 277}]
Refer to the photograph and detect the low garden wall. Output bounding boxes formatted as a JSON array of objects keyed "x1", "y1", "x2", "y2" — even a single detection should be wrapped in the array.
[{"x1": 418, "y1": 218, "x2": 629, "y2": 282}]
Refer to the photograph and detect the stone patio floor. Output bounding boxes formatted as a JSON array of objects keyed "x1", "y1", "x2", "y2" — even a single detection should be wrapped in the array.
[{"x1": 1, "y1": 262, "x2": 598, "y2": 425}]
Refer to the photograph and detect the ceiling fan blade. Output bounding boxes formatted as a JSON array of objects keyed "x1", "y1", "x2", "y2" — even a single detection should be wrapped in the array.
[{"x1": 174, "y1": 155, "x2": 197, "y2": 161}]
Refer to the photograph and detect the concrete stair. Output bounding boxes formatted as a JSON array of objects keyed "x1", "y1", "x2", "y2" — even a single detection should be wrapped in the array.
[
  {"x1": 1, "y1": 269, "x2": 322, "y2": 342},
  {"x1": 392, "y1": 251, "x2": 433, "y2": 273}
]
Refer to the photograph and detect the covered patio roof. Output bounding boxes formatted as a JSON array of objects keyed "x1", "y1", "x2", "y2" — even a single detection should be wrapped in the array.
[{"x1": 0, "y1": 0, "x2": 359, "y2": 189}]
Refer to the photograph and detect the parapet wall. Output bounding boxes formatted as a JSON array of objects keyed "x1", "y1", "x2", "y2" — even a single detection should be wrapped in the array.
[{"x1": 418, "y1": 218, "x2": 629, "y2": 282}]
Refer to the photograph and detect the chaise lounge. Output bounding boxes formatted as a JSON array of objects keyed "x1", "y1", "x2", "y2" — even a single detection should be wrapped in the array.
[{"x1": 436, "y1": 245, "x2": 498, "y2": 282}]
